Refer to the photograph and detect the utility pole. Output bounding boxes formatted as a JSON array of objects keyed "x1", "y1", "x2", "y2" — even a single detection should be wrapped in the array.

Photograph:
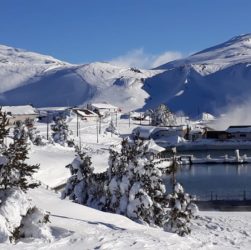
[
  {"x1": 99, "y1": 116, "x2": 101, "y2": 134},
  {"x1": 129, "y1": 112, "x2": 131, "y2": 128},
  {"x1": 96, "y1": 118, "x2": 99, "y2": 143},
  {"x1": 171, "y1": 147, "x2": 178, "y2": 193},
  {"x1": 46, "y1": 112, "x2": 49, "y2": 140},
  {"x1": 77, "y1": 111, "x2": 79, "y2": 137}
]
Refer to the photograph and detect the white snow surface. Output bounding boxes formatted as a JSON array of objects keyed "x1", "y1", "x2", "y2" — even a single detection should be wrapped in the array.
[{"x1": 0, "y1": 116, "x2": 251, "y2": 249}]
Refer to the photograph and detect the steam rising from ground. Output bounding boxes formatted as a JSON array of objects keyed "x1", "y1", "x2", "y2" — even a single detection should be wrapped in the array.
[{"x1": 211, "y1": 100, "x2": 251, "y2": 130}]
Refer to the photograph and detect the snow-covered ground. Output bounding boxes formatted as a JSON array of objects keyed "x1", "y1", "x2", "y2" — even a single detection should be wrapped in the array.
[{"x1": 2, "y1": 115, "x2": 251, "y2": 249}]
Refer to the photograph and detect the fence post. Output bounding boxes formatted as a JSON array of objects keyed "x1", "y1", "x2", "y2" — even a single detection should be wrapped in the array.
[{"x1": 243, "y1": 190, "x2": 246, "y2": 201}]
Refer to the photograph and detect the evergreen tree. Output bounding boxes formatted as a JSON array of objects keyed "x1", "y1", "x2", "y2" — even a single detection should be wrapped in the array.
[
  {"x1": 63, "y1": 138, "x2": 197, "y2": 235},
  {"x1": 105, "y1": 120, "x2": 119, "y2": 135},
  {"x1": 62, "y1": 147, "x2": 107, "y2": 208},
  {"x1": 0, "y1": 109, "x2": 51, "y2": 243},
  {"x1": 0, "y1": 108, "x2": 9, "y2": 146},
  {"x1": 63, "y1": 139, "x2": 169, "y2": 227},
  {"x1": 13, "y1": 120, "x2": 28, "y2": 142},
  {"x1": 51, "y1": 116, "x2": 74, "y2": 147},
  {"x1": 164, "y1": 183, "x2": 198, "y2": 236},
  {"x1": 151, "y1": 104, "x2": 176, "y2": 126},
  {"x1": 106, "y1": 139, "x2": 168, "y2": 226},
  {"x1": 24, "y1": 118, "x2": 46, "y2": 146},
  {"x1": 1, "y1": 132, "x2": 39, "y2": 191}
]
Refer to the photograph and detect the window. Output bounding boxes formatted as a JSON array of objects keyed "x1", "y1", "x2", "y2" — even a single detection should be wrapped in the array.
[{"x1": 240, "y1": 134, "x2": 246, "y2": 137}]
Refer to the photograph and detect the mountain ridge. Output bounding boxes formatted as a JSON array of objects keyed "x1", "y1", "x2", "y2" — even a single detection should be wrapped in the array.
[{"x1": 1, "y1": 34, "x2": 251, "y2": 116}]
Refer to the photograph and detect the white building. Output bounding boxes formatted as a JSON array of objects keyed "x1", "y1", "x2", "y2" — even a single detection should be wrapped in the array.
[
  {"x1": 87, "y1": 103, "x2": 119, "y2": 116},
  {"x1": 1, "y1": 105, "x2": 39, "y2": 125},
  {"x1": 74, "y1": 109, "x2": 98, "y2": 121},
  {"x1": 133, "y1": 125, "x2": 187, "y2": 140}
]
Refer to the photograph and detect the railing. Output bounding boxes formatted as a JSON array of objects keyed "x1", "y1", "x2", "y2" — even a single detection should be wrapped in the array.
[{"x1": 195, "y1": 190, "x2": 251, "y2": 201}]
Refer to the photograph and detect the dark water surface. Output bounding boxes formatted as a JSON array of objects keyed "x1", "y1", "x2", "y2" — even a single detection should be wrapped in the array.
[{"x1": 164, "y1": 149, "x2": 251, "y2": 200}]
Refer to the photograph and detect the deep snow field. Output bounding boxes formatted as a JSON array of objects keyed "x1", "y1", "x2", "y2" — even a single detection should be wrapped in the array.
[{"x1": 3, "y1": 114, "x2": 251, "y2": 250}]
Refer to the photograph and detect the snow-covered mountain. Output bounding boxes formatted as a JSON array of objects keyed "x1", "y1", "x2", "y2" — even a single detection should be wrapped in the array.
[
  {"x1": 148, "y1": 34, "x2": 251, "y2": 116},
  {"x1": 1, "y1": 34, "x2": 251, "y2": 115},
  {"x1": 0, "y1": 44, "x2": 160, "y2": 111}
]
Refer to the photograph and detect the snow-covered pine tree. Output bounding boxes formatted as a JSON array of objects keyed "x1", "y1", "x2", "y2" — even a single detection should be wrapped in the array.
[
  {"x1": 63, "y1": 138, "x2": 197, "y2": 234},
  {"x1": 25, "y1": 118, "x2": 46, "y2": 146},
  {"x1": 51, "y1": 116, "x2": 74, "y2": 147},
  {"x1": 151, "y1": 104, "x2": 176, "y2": 126},
  {"x1": 106, "y1": 138, "x2": 168, "y2": 226},
  {"x1": 0, "y1": 109, "x2": 51, "y2": 243},
  {"x1": 105, "y1": 120, "x2": 119, "y2": 136},
  {"x1": 13, "y1": 120, "x2": 28, "y2": 142},
  {"x1": 164, "y1": 183, "x2": 198, "y2": 236},
  {"x1": 62, "y1": 147, "x2": 107, "y2": 209},
  {"x1": 62, "y1": 148, "x2": 94, "y2": 203},
  {"x1": 1, "y1": 129, "x2": 40, "y2": 191},
  {"x1": 63, "y1": 138, "x2": 169, "y2": 226},
  {"x1": 0, "y1": 108, "x2": 9, "y2": 146}
]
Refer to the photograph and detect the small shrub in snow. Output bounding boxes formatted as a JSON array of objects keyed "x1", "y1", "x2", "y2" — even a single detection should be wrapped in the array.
[
  {"x1": 105, "y1": 120, "x2": 119, "y2": 136},
  {"x1": 51, "y1": 116, "x2": 74, "y2": 147},
  {"x1": 164, "y1": 183, "x2": 198, "y2": 236},
  {"x1": 0, "y1": 189, "x2": 52, "y2": 243}
]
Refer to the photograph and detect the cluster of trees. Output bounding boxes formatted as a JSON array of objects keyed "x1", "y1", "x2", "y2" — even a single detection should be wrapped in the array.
[
  {"x1": 13, "y1": 119, "x2": 46, "y2": 146},
  {"x1": 62, "y1": 138, "x2": 197, "y2": 236},
  {"x1": 0, "y1": 109, "x2": 51, "y2": 243}
]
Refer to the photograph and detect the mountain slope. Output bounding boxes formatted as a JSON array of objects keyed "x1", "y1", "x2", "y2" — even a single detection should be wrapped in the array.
[
  {"x1": 0, "y1": 45, "x2": 160, "y2": 111},
  {"x1": 146, "y1": 34, "x2": 251, "y2": 116},
  {"x1": 1, "y1": 35, "x2": 251, "y2": 115}
]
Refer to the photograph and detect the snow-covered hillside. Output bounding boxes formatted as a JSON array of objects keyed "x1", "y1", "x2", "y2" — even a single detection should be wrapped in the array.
[
  {"x1": 0, "y1": 45, "x2": 160, "y2": 111},
  {"x1": 149, "y1": 34, "x2": 251, "y2": 116},
  {"x1": 2, "y1": 34, "x2": 251, "y2": 115}
]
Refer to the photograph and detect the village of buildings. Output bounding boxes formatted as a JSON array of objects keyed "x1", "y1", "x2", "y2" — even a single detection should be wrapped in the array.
[{"x1": 2, "y1": 102, "x2": 251, "y2": 165}]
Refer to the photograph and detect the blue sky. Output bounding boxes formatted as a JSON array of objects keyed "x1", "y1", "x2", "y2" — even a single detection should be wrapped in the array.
[{"x1": 1, "y1": 0, "x2": 251, "y2": 67}]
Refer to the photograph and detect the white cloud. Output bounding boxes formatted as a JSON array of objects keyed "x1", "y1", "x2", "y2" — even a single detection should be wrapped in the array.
[
  {"x1": 109, "y1": 48, "x2": 183, "y2": 69},
  {"x1": 151, "y1": 51, "x2": 183, "y2": 68},
  {"x1": 212, "y1": 99, "x2": 251, "y2": 130}
]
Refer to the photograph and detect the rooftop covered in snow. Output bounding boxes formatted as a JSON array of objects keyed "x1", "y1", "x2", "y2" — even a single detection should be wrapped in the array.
[
  {"x1": 89, "y1": 103, "x2": 118, "y2": 110},
  {"x1": 1, "y1": 105, "x2": 38, "y2": 115}
]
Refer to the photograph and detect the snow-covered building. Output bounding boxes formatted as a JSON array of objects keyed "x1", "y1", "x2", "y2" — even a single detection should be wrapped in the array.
[
  {"x1": 132, "y1": 125, "x2": 187, "y2": 140},
  {"x1": 73, "y1": 109, "x2": 98, "y2": 121},
  {"x1": 226, "y1": 126, "x2": 251, "y2": 140},
  {"x1": 1, "y1": 105, "x2": 38, "y2": 125},
  {"x1": 37, "y1": 107, "x2": 70, "y2": 122},
  {"x1": 151, "y1": 126, "x2": 187, "y2": 140},
  {"x1": 87, "y1": 103, "x2": 119, "y2": 116}
]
